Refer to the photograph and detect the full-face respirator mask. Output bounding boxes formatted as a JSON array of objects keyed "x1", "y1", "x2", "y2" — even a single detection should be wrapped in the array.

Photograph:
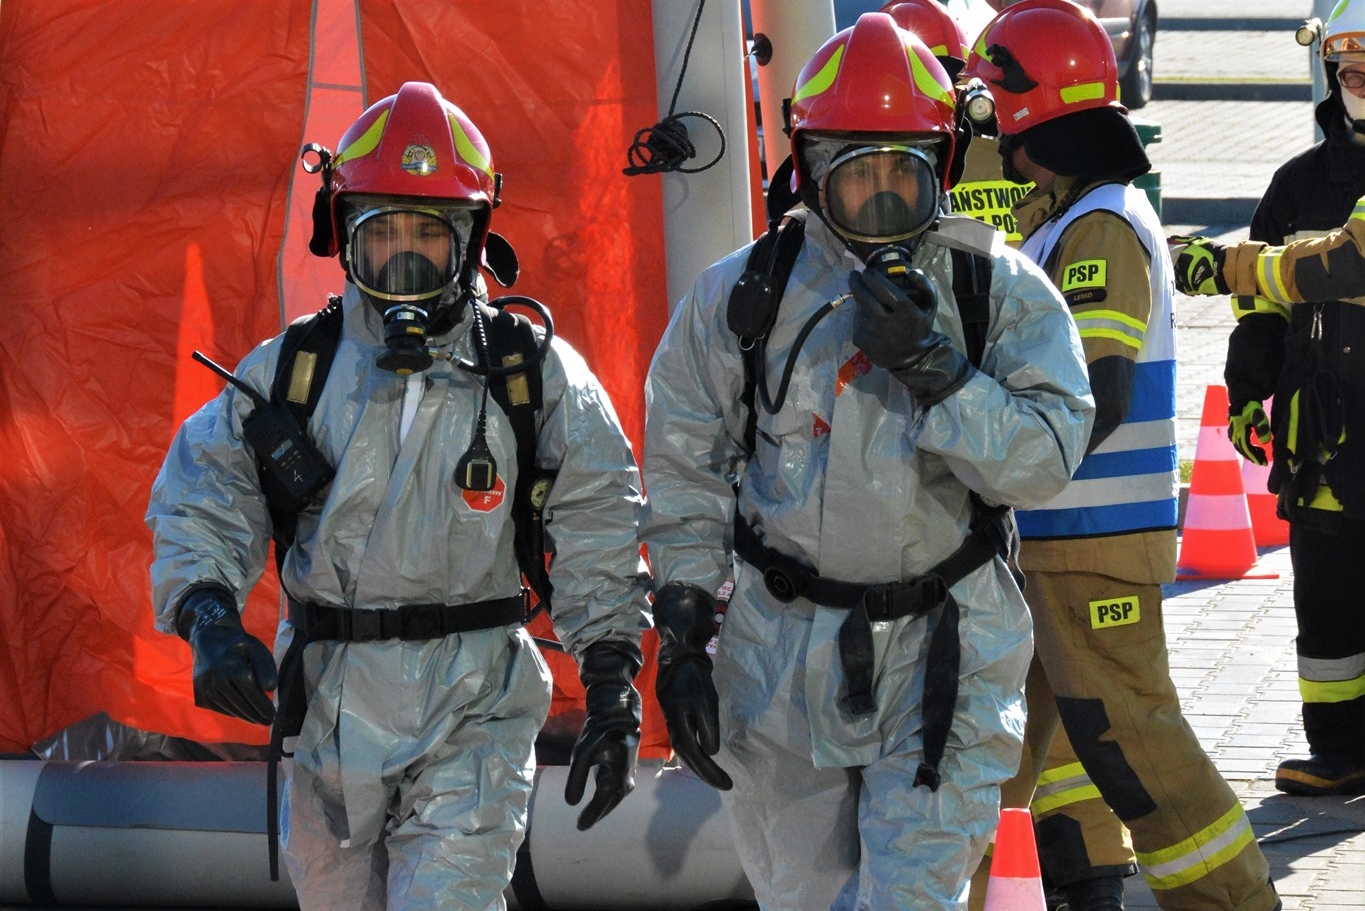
[
  {"x1": 344, "y1": 199, "x2": 476, "y2": 374},
  {"x1": 800, "y1": 137, "x2": 943, "y2": 263}
]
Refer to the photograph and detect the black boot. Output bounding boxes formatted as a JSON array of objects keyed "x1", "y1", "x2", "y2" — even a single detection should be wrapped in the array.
[
  {"x1": 1058, "y1": 873, "x2": 1125, "y2": 911},
  {"x1": 1275, "y1": 753, "x2": 1365, "y2": 796}
]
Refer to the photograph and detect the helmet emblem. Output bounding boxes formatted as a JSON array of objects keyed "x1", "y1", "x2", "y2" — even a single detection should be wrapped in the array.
[{"x1": 401, "y1": 143, "x2": 438, "y2": 176}]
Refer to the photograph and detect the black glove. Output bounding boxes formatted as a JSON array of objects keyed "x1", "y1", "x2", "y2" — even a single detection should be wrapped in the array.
[
  {"x1": 1168, "y1": 234, "x2": 1231, "y2": 296},
  {"x1": 1228, "y1": 400, "x2": 1272, "y2": 465},
  {"x1": 564, "y1": 640, "x2": 642, "y2": 831},
  {"x1": 653, "y1": 582, "x2": 732, "y2": 790},
  {"x1": 849, "y1": 263, "x2": 972, "y2": 407},
  {"x1": 175, "y1": 586, "x2": 278, "y2": 725}
]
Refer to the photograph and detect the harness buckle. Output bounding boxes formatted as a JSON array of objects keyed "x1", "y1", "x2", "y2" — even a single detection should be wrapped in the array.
[
  {"x1": 346, "y1": 609, "x2": 383, "y2": 640},
  {"x1": 861, "y1": 584, "x2": 895, "y2": 621},
  {"x1": 402, "y1": 608, "x2": 440, "y2": 639},
  {"x1": 763, "y1": 565, "x2": 807, "y2": 603}
]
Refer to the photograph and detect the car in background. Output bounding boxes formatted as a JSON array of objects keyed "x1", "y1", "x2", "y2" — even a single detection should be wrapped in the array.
[{"x1": 833, "y1": 0, "x2": 1158, "y2": 108}]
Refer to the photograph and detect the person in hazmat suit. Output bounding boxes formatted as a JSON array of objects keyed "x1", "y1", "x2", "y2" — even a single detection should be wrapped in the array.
[
  {"x1": 640, "y1": 13, "x2": 1094, "y2": 911},
  {"x1": 1165, "y1": 1, "x2": 1365, "y2": 800},
  {"x1": 963, "y1": 4, "x2": 1283, "y2": 911},
  {"x1": 146, "y1": 81, "x2": 650, "y2": 911}
]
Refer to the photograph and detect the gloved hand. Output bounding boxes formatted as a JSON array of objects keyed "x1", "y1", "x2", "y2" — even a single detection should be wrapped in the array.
[
  {"x1": 175, "y1": 586, "x2": 278, "y2": 725},
  {"x1": 565, "y1": 640, "x2": 642, "y2": 831},
  {"x1": 1168, "y1": 234, "x2": 1231, "y2": 296},
  {"x1": 653, "y1": 582, "x2": 733, "y2": 790},
  {"x1": 1228, "y1": 400, "x2": 1272, "y2": 465},
  {"x1": 849, "y1": 262, "x2": 972, "y2": 407}
]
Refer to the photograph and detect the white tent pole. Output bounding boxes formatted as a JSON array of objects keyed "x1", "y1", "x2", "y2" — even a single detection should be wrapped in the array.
[
  {"x1": 749, "y1": 0, "x2": 837, "y2": 201},
  {"x1": 649, "y1": 0, "x2": 755, "y2": 312}
]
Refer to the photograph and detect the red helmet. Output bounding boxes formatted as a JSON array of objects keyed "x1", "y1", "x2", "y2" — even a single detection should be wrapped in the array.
[
  {"x1": 879, "y1": 0, "x2": 969, "y2": 72},
  {"x1": 309, "y1": 82, "x2": 499, "y2": 268},
  {"x1": 788, "y1": 12, "x2": 958, "y2": 193},
  {"x1": 964, "y1": 0, "x2": 1122, "y2": 136}
]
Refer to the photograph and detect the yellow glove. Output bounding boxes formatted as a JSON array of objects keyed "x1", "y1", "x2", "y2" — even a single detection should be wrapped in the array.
[
  {"x1": 1228, "y1": 400, "x2": 1271, "y2": 465},
  {"x1": 1168, "y1": 234, "x2": 1231, "y2": 296}
]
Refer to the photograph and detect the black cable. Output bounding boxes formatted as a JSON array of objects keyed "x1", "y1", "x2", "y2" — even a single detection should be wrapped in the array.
[
  {"x1": 623, "y1": 0, "x2": 726, "y2": 176},
  {"x1": 1258, "y1": 825, "x2": 1365, "y2": 845},
  {"x1": 757, "y1": 301, "x2": 837, "y2": 415},
  {"x1": 469, "y1": 301, "x2": 494, "y2": 439}
]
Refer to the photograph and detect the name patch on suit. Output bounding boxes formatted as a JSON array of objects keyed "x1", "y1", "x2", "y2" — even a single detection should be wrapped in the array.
[{"x1": 1089, "y1": 594, "x2": 1140, "y2": 629}]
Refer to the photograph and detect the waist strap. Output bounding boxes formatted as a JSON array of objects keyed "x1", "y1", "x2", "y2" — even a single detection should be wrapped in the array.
[
  {"x1": 733, "y1": 509, "x2": 1011, "y2": 790},
  {"x1": 265, "y1": 592, "x2": 529, "y2": 880},
  {"x1": 294, "y1": 593, "x2": 529, "y2": 642},
  {"x1": 734, "y1": 515, "x2": 949, "y2": 615}
]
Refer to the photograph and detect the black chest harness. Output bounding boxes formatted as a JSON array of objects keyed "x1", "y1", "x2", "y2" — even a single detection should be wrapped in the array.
[{"x1": 725, "y1": 212, "x2": 1015, "y2": 790}]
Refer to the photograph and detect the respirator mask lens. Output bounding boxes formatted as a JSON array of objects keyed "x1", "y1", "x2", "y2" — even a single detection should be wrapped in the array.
[
  {"x1": 348, "y1": 206, "x2": 465, "y2": 302},
  {"x1": 820, "y1": 145, "x2": 939, "y2": 244}
]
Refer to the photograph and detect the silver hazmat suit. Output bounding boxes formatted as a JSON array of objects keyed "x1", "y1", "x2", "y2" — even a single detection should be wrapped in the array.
[
  {"x1": 147, "y1": 285, "x2": 650, "y2": 911},
  {"x1": 641, "y1": 213, "x2": 1093, "y2": 911}
]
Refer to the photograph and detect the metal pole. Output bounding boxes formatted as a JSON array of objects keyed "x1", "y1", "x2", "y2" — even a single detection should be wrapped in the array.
[
  {"x1": 749, "y1": 0, "x2": 837, "y2": 195},
  {"x1": 650, "y1": 0, "x2": 755, "y2": 312}
]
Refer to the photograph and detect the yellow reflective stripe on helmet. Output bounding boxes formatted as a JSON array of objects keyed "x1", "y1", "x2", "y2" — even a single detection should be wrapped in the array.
[
  {"x1": 908, "y1": 47, "x2": 955, "y2": 108},
  {"x1": 1031, "y1": 762, "x2": 1103, "y2": 815},
  {"x1": 793, "y1": 43, "x2": 845, "y2": 104},
  {"x1": 334, "y1": 109, "x2": 390, "y2": 167},
  {"x1": 1060, "y1": 82, "x2": 1106, "y2": 105},
  {"x1": 1073, "y1": 309, "x2": 1146, "y2": 349},
  {"x1": 1299, "y1": 653, "x2": 1365, "y2": 704},
  {"x1": 1137, "y1": 803, "x2": 1256, "y2": 891},
  {"x1": 1256, "y1": 247, "x2": 1294, "y2": 304},
  {"x1": 449, "y1": 114, "x2": 494, "y2": 179}
]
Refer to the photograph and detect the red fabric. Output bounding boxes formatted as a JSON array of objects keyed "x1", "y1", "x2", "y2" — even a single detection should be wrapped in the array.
[
  {"x1": 0, "y1": 0, "x2": 672, "y2": 758},
  {"x1": 358, "y1": 1, "x2": 671, "y2": 757},
  {"x1": 0, "y1": 0, "x2": 313, "y2": 751},
  {"x1": 357, "y1": 0, "x2": 669, "y2": 452}
]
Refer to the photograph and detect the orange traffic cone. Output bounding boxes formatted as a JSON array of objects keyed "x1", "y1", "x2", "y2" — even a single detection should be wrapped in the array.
[
  {"x1": 1242, "y1": 458, "x2": 1289, "y2": 547},
  {"x1": 1176, "y1": 385, "x2": 1279, "y2": 580},
  {"x1": 982, "y1": 808, "x2": 1045, "y2": 911}
]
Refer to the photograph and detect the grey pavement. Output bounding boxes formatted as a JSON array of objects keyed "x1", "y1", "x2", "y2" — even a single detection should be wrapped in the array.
[{"x1": 1123, "y1": 4, "x2": 1365, "y2": 910}]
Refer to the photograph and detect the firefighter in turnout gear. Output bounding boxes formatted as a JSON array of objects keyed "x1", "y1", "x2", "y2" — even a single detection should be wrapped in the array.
[
  {"x1": 942, "y1": 5, "x2": 1139, "y2": 902},
  {"x1": 1169, "y1": 2, "x2": 1365, "y2": 799},
  {"x1": 641, "y1": 14, "x2": 1094, "y2": 910},
  {"x1": 965, "y1": 3, "x2": 1282, "y2": 910}
]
